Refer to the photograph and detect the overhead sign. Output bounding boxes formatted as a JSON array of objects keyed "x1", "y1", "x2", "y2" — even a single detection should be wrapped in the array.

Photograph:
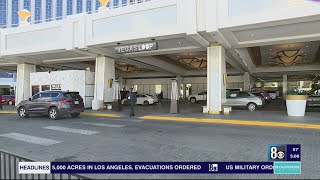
[
  {"x1": 115, "y1": 42, "x2": 158, "y2": 54},
  {"x1": 51, "y1": 84, "x2": 61, "y2": 90}
]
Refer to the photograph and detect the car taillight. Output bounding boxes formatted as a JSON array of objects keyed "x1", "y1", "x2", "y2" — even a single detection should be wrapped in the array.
[{"x1": 61, "y1": 99, "x2": 71, "y2": 103}]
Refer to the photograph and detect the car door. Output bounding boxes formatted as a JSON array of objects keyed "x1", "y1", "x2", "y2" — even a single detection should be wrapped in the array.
[
  {"x1": 238, "y1": 92, "x2": 251, "y2": 106},
  {"x1": 28, "y1": 93, "x2": 41, "y2": 112},
  {"x1": 36, "y1": 92, "x2": 54, "y2": 112},
  {"x1": 225, "y1": 92, "x2": 239, "y2": 106},
  {"x1": 136, "y1": 95, "x2": 142, "y2": 105}
]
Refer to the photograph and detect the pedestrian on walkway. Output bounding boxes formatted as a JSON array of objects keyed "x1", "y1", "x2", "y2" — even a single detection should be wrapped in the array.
[
  {"x1": 126, "y1": 88, "x2": 137, "y2": 117},
  {"x1": 0, "y1": 94, "x2": 3, "y2": 110}
]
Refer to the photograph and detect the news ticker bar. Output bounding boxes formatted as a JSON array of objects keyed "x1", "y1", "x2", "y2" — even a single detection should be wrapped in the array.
[{"x1": 18, "y1": 162, "x2": 301, "y2": 175}]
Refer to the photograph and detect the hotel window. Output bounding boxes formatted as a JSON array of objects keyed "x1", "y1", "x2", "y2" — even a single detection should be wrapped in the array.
[
  {"x1": 12, "y1": 0, "x2": 19, "y2": 27},
  {"x1": 35, "y1": 0, "x2": 42, "y2": 23},
  {"x1": 23, "y1": 0, "x2": 31, "y2": 12},
  {"x1": 46, "y1": 0, "x2": 53, "y2": 21},
  {"x1": 67, "y1": 0, "x2": 73, "y2": 15},
  {"x1": 86, "y1": 0, "x2": 92, "y2": 13},
  {"x1": 77, "y1": 0, "x2": 82, "y2": 13},
  {"x1": 56, "y1": 0, "x2": 63, "y2": 20},
  {"x1": 0, "y1": 0, "x2": 6, "y2": 27},
  {"x1": 95, "y1": 0, "x2": 99, "y2": 10}
]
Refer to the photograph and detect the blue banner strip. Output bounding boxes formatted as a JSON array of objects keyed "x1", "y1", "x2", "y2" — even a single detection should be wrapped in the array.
[{"x1": 51, "y1": 162, "x2": 274, "y2": 174}]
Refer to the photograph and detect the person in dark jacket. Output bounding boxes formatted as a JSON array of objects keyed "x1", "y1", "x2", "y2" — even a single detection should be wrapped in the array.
[{"x1": 126, "y1": 88, "x2": 137, "y2": 117}]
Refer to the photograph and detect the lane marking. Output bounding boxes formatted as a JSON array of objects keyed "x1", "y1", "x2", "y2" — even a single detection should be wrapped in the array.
[
  {"x1": 74, "y1": 122, "x2": 125, "y2": 128},
  {"x1": 141, "y1": 116, "x2": 320, "y2": 130},
  {"x1": 82, "y1": 113, "x2": 120, "y2": 118},
  {"x1": 43, "y1": 126, "x2": 99, "y2": 135},
  {"x1": 96, "y1": 117, "x2": 144, "y2": 123},
  {"x1": 0, "y1": 133, "x2": 61, "y2": 146}
]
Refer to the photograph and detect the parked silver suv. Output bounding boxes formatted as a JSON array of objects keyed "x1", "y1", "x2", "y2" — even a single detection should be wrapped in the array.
[
  {"x1": 17, "y1": 91, "x2": 85, "y2": 120},
  {"x1": 225, "y1": 91, "x2": 264, "y2": 111}
]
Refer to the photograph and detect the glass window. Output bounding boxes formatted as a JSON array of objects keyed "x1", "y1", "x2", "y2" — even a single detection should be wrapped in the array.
[
  {"x1": 67, "y1": 0, "x2": 73, "y2": 15},
  {"x1": 24, "y1": 0, "x2": 31, "y2": 11},
  {"x1": 41, "y1": 93, "x2": 51, "y2": 98},
  {"x1": 0, "y1": 0, "x2": 7, "y2": 27},
  {"x1": 41, "y1": 85, "x2": 50, "y2": 91},
  {"x1": 56, "y1": 0, "x2": 63, "y2": 20},
  {"x1": 95, "y1": 0, "x2": 100, "y2": 10},
  {"x1": 32, "y1": 93, "x2": 40, "y2": 100},
  {"x1": 46, "y1": 0, "x2": 53, "y2": 21},
  {"x1": 239, "y1": 92, "x2": 250, "y2": 97},
  {"x1": 77, "y1": 0, "x2": 82, "y2": 13},
  {"x1": 86, "y1": 0, "x2": 92, "y2": 13},
  {"x1": 11, "y1": 0, "x2": 19, "y2": 27},
  {"x1": 50, "y1": 92, "x2": 59, "y2": 97},
  {"x1": 32, "y1": 86, "x2": 40, "y2": 96},
  {"x1": 35, "y1": 0, "x2": 42, "y2": 23}
]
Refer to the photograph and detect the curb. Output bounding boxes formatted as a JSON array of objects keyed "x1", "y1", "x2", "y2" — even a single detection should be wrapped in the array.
[
  {"x1": 0, "y1": 111, "x2": 16, "y2": 114},
  {"x1": 140, "y1": 116, "x2": 320, "y2": 130}
]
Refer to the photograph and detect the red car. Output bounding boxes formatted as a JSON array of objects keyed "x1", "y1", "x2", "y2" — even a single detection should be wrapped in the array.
[{"x1": 1, "y1": 95, "x2": 15, "y2": 105}]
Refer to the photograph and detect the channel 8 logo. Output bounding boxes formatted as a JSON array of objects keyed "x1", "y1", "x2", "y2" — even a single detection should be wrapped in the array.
[{"x1": 268, "y1": 144, "x2": 286, "y2": 161}]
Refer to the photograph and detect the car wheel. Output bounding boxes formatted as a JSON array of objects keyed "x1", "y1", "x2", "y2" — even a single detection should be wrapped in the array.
[
  {"x1": 143, "y1": 100, "x2": 149, "y2": 106},
  {"x1": 247, "y1": 103, "x2": 257, "y2": 111},
  {"x1": 71, "y1": 113, "x2": 80, "y2": 118},
  {"x1": 8, "y1": 100, "x2": 13, "y2": 105},
  {"x1": 190, "y1": 98, "x2": 196, "y2": 103},
  {"x1": 48, "y1": 107, "x2": 59, "y2": 120},
  {"x1": 18, "y1": 107, "x2": 29, "y2": 118}
]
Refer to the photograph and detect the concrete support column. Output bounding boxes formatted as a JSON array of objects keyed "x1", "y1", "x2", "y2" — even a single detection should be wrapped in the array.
[
  {"x1": 177, "y1": 75, "x2": 182, "y2": 99},
  {"x1": 15, "y1": 64, "x2": 36, "y2": 106},
  {"x1": 206, "y1": 44, "x2": 227, "y2": 114},
  {"x1": 92, "y1": 55, "x2": 115, "y2": 110},
  {"x1": 244, "y1": 72, "x2": 250, "y2": 91},
  {"x1": 283, "y1": 74, "x2": 288, "y2": 95}
]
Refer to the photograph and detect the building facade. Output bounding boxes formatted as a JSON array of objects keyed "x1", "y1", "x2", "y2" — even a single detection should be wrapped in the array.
[{"x1": 0, "y1": 0, "x2": 138, "y2": 28}]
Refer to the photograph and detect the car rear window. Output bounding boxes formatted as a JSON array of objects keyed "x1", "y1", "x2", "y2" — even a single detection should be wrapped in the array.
[{"x1": 64, "y1": 92, "x2": 82, "y2": 99}]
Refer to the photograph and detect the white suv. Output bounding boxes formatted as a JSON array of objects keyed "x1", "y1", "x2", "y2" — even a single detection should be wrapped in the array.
[{"x1": 188, "y1": 91, "x2": 207, "y2": 103}]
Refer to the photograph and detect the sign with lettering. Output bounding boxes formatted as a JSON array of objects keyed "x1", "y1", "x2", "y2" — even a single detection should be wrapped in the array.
[
  {"x1": 51, "y1": 84, "x2": 61, "y2": 90},
  {"x1": 115, "y1": 42, "x2": 158, "y2": 54}
]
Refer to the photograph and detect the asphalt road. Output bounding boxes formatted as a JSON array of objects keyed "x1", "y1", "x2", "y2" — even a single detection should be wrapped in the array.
[{"x1": 0, "y1": 113, "x2": 319, "y2": 179}]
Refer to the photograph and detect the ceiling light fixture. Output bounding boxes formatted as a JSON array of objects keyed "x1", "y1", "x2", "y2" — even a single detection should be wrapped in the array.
[
  {"x1": 178, "y1": 55, "x2": 207, "y2": 70},
  {"x1": 273, "y1": 49, "x2": 304, "y2": 67}
]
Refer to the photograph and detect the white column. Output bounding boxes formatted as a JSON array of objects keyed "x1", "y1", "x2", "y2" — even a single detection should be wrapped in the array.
[
  {"x1": 92, "y1": 56, "x2": 115, "y2": 110},
  {"x1": 62, "y1": 0, "x2": 67, "y2": 18},
  {"x1": 41, "y1": 0, "x2": 46, "y2": 22},
  {"x1": 72, "y1": 0, "x2": 77, "y2": 14},
  {"x1": 15, "y1": 64, "x2": 36, "y2": 105},
  {"x1": 19, "y1": 0, "x2": 24, "y2": 11},
  {"x1": 7, "y1": 0, "x2": 12, "y2": 27},
  {"x1": 243, "y1": 72, "x2": 250, "y2": 91},
  {"x1": 92, "y1": 0, "x2": 96, "y2": 12},
  {"x1": 283, "y1": 74, "x2": 288, "y2": 95},
  {"x1": 206, "y1": 44, "x2": 226, "y2": 114},
  {"x1": 31, "y1": 0, "x2": 35, "y2": 23},
  {"x1": 82, "y1": 0, "x2": 86, "y2": 13},
  {"x1": 52, "y1": 0, "x2": 57, "y2": 20}
]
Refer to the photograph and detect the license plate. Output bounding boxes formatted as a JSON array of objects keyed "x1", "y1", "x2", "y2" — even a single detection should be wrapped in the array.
[{"x1": 74, "y1": 101, "x2": 79, "y2": 105}]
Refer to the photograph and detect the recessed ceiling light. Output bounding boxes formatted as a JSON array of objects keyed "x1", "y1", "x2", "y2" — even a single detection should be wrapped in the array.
[
  {"x1": 305, "y1": 54, "x2": 307, "y2": 56},
  {"x1": 269, "y1": 48, "x2": 272, "y2": 51},
  {"x1": 269, "y1": 57, "x2": 272, "y2": 59},
  {"x1": 269, "y1": 62, "x2": 271, "y2": 63},
  {"x1": 251, "y1": 34, "x2": 254, "y2": 37},
  {"x1": 306, "y1": 45, "x2": 309, "y2": 48}
]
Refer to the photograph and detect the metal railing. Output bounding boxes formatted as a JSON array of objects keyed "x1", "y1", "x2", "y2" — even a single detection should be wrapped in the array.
[
  {"x1": 0, "y1": 149, "x2": 90, "y2": 180},
  {"x1": 0, "y1": 0, "x2": 153, "y2": 29}
]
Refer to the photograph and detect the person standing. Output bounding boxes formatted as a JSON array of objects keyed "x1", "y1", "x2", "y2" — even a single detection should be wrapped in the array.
[{"x1": 126, "y1": 88, "x2": 137, "y2": 117}]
